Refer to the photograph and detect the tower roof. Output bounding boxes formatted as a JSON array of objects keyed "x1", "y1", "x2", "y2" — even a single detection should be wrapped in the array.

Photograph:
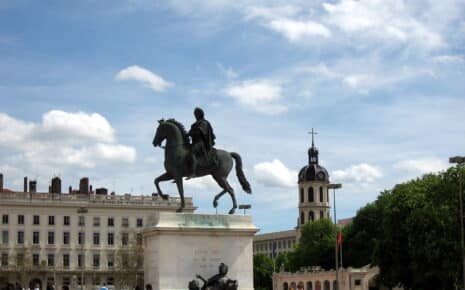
[{"x1": 298, "y1": 129, "x2": 329, "y2": 183}]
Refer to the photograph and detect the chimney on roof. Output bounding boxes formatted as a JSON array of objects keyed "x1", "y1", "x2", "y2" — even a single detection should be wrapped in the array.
[
  {"x1": 96, "y1": 188, "x2": 108, "y2": 195},
  {"x1": 29, "y1": 180, "x2": 37, "y2": 193},
  {"x1": 79, "y1": 177, "x2": 89, "y2": 194},
  {"x1": 90, "y1": 185, "x2": 93, "y2": 194},
  {"x1": 51, "y1": 177, "x2": 61, "y2": 194},
  {"x1": 24, "y1": 177, "x2": 28, "y2": 193},
  {"x1": 0, "y1": 173, "x2": 3, "y2": 192},
  {"x1": 69, "y1": 186, "x2": 72, "y2": 194}
]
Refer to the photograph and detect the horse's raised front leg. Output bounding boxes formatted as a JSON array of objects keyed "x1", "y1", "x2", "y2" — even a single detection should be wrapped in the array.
[
  {"x1": 154, "y1": 172, "x2": 172, "y2": 200},
  {"x1": 175, "y1": 177, "x2": 185, "y2": 212},
  {"x1": 213, "y1": 190, "x2": 227, "y2": 208}
]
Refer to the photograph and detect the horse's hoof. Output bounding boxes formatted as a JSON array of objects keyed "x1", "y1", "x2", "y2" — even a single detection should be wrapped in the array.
[
  {"x1": 213, "y1": 200, "x2": 218, "y2": 208},
  {"x1": 228, "y1": 209, "x2": 235, "y2": 214},
  {"x1": 176, "y1": 208, "x2": 183, "y2": 213}
]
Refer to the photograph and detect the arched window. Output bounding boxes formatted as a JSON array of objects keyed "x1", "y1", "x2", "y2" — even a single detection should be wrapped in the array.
[
  {"x1": 315, "y1": 281, "x2": 321, "y2": 290},
  {"x1": 297, "y1": 282, "x2": 304, "y2": 290},
  {"x1": 319, "y1": 187, "x2": 324, "y2": 202},
  {"x1": 320, "y1": 211, "x2": 324, "y2": 219},
  {"x1": 283, "y1": 282, "x2": 289, "y2": 290},
  {"x1": 290, "y1": 282, "x2": 297, "y2": 290},
  {"x1": 309, "y1": 211, "x2": 314, "y2": 222},
  {"x1": 307, "y1": 281, "x2": 313, "y2": 290},
  {"x1": 333, "y1": 281, "x2": 337, "y2": 290},
  {"x1": 300, "y1": 188, "x2": 304, "y2": 203},
  {"x1": 326, "y1": 189, "x2": 329, "y2": 204},
  {"x1": 300, "y1": 212, "x2": 305, "y2": 225},
  {"x1": 308, "y1": 187, "x2": 314, "y2": 202},
  {"x1": 324, "y1": 280, "x2": 330, "y2": 290}
]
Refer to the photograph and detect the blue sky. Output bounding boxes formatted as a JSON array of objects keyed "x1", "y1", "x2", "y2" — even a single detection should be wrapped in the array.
[{"x1": 1, "y1": 0, "x2": 465, "y2": 233}]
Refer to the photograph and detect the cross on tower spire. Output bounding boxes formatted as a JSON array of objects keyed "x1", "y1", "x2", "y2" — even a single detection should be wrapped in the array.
[{"x1": 308, "y1": 128, "x2": 318, "y2": 147}]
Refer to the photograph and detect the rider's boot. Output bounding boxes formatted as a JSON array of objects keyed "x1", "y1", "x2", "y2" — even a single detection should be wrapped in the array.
[{"x1": 186, "y1": 157, "x2": 197, "y2": 180}]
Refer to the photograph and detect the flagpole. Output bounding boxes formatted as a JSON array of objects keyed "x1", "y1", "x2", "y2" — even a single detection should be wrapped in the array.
[
  {"x1": 339, "y1": 231, "x2": 343, "y2": 269},
  {"x1": 329, "y1": 183, "x2": 342, "y2": 290}
]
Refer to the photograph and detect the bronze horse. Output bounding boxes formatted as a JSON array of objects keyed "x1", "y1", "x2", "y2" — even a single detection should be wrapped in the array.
[{"x1": 152, "y1": 119, "x2": 251, "y2": 214}]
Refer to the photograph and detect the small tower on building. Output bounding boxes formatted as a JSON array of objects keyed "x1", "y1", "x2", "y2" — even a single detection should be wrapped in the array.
[{"x1": 297, "y1": 129, "x2": 331, "y2": 229}]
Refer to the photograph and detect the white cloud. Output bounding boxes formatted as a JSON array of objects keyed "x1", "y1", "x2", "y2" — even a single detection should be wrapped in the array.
[
  {"x1": 269, "y1": 19, "x2": 331, "y2": 41},
  {"x1": 39, "y1": 110, "x2": 115, "y2": 143},
  {"x1": 246, "y1": 5, "x2": 330, "y2": 42},
  {"x1": 394, "y1": 158, "x2": 448, "y2": 175},
  {"x1": 185, "y1": 176, "x2": 218, "y2": 190},
  {"x1": 217, "y1": 63, "x2": 238, "y2": 79},
  {"x1": 332, "y1": 163, "x2": 383, "y2": 183},
  {"x1": 323, "y1": 0, "x2": 444, "y2": 49},
  {"x1": 62, "y1": 144, "x2": 136, "y2": 168},
  {"x1": 0, "y1": 113, "x2": 34, "y2": 149},
  {"x1": 432, "y1": 55, "x2": 464, "y2": 64},
  {"x1": 115, "y1": 65, "x2": 173, "y2": 92},
  {"x1": 225, "y1": 80, "x2": 288, "y2": 114},
  {"x1": 253, "y1": 159, "x2": 297, "y2": 188},
  {"x1": 342, "y1": 74, "x2": 373, "y2": 89},
  {"x1": 0, "y1": 111, "x2": 136, "y2": 169},
  {"x1": 245, "y1": 5, "x2": 301, "y2": 21},
  {"x1": 298, "y1": 60, "x2": 434, "y2": 94}
]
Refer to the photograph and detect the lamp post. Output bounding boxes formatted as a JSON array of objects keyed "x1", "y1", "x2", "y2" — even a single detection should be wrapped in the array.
[
  {"x1": 450, "y1": 156, "x2": 465, "y2": 290},
  {"x1": 77, "y1": 207, "x2": 88, "y2": 290},
  {"x1": 328, "y1": 183, "x2": 342, "y2": 290}
]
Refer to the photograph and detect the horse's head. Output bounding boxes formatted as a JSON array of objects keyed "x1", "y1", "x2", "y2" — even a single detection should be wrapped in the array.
[
  {"x1": 152, "y1": 119, "x2": 166, "y2": 147},
  {"x1": 153, "y1": 118, "x2": 190, "y2": 148}
]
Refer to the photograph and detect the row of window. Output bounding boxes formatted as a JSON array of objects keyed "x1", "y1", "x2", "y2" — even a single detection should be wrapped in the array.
[
  {"x1": 0, "y1": 252, "x2": 142, "y2": 269},
  {"x1": 1, "y1": 214, "x2": 143, "y2": 227},
  {"x1": 45, "y1": 276, "x2": 117, "y2": 287},
  {"x1": 300, "y1": 210, "x2": 330, "y2": 224},
  {"x1": 254, "y1": 239, "x2": 296, "y2": 252},
  {"x1": 1, "y1": 230, "x2": 142, "y2": 246},
  {"x1": 299, "y1": 187, "x2": 329, "y2": 204},
  {"x1": 281, "y1": 279, "x2": 361, "y2": 290}
]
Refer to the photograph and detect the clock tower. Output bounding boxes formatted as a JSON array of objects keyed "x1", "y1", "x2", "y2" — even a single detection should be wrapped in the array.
[{"x1": 297, "y1": 129, "x2": 331, "y2": 228}]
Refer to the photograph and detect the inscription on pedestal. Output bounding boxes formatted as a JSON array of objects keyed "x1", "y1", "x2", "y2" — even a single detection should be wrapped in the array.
[{"x1": 192, "y1": 249, "x2": 222, "y2": 273}]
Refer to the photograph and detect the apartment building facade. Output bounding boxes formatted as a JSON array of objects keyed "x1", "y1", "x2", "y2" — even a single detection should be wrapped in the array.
[{"x1": 0, "y1": 183, "x2": 194, "y2": 290}]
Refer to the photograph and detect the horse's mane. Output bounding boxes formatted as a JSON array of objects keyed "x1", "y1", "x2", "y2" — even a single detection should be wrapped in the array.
[{"x1": 166, "y1": 118, "x2": 189, "y2": 144}]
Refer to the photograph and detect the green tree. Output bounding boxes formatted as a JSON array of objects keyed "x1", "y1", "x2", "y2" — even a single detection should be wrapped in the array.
[
  {"x1": 275, "y1": 252, "x2": 289, "y2": 272},
  {"x1": 373, "y1": 167, "x2": 463, "y2": 290},
  {"x1": 286, "y1": 219, "x2": 337, "y2": 272},
  {"x1": 253, "y1": 253, "x2": 274, "y2": 290},
  {"x1": 342, "y1": 202, "x2": 382, "y2": 268}
]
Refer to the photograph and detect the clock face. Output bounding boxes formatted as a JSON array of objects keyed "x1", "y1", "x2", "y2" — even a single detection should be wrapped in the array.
[{"x1": 317, "y1": 171, "x2": 326, "y2": 181}]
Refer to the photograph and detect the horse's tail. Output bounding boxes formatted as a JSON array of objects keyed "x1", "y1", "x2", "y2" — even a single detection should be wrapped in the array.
[{"x1": 231, "y1": 152, "x2": 252, "y2": 194}]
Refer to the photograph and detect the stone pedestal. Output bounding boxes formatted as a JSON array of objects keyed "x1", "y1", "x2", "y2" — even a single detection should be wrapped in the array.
[{"x1": 141, "y1": 212, "x2": 258, "y2": 290}]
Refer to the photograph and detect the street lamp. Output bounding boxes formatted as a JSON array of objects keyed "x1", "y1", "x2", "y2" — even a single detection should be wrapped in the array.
[
  {"x1": 450, "y1": 156, "x2": 465, "y2": 290},
  {"x1": 77, "y1": 207, "x2": 88, "y2": 290},
  {"x1": 328, "y1": 183, "x2": 342, "y2": 290},
  {"x1": 239, "y1": 204, "x2": 251, "y2": 215}
]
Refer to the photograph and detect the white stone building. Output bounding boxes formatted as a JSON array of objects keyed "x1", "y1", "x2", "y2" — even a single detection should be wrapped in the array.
[
  {"x1": 0, "y1": 176, "x2": 194, "y2": 290},
  {"x1": 272, "y1": 265, "x2": 402, "y2": 290}
]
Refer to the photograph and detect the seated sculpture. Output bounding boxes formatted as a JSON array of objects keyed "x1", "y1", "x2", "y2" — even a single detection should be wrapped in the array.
[{"x1": 188, "y1": 263, "x2": 238, "y2": 290}]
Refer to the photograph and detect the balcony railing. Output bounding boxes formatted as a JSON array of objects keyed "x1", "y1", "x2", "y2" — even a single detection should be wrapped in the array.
[{"x1": 0, "y1": 191, "x2": 194, "y2": 208}]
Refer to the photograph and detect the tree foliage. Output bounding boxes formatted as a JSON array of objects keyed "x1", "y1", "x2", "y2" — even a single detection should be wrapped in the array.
[
  {"x1": 339, "y1": 167, "x2": 465, "y2": 290},
  {"x1": 341, "y1": 202, "x2": 381, "y2": 268},
  {"x1": 253, "y1": 253, "x2": 274, "y2": 290},
  {"x1": 372, "y1": 168, "x2": 463, "y2": 290},
  {"x1": 286, "y1": 218, "x2": 336, "y2": 272}
]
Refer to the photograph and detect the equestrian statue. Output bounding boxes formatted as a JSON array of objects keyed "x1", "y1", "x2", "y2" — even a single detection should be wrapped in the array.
[{"x1": 152, "y1": 107, "x2": 251, "y2": 214}]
